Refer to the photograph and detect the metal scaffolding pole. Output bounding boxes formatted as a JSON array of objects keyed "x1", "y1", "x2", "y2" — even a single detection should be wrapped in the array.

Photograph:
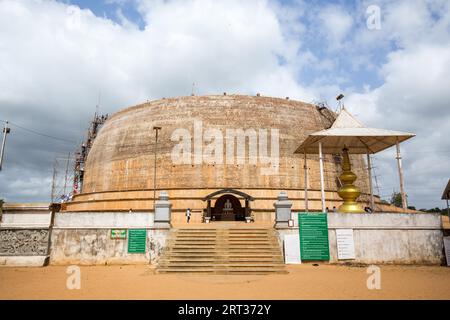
[
  {"x1": 366, "y1": 150, "x2": 375, "y2": 211},
  {"x1": 446, "y1": 197, "x2": 449, "y2": 220},
  {"x1": 304, "y1": 151, "x2": 309, "y2": 212},
  {"x1": 318, "y1": 141, "x2": 326, "y2": 212},
  {"x1": 63, "y1": 152, "x2": 70, "y2": 196},
  {"x1": 51, "y1": 158, "x2": 57, "y2": 203},
  {"x1": 395, "y1": 138, "x2": 408, "y2": 212}
]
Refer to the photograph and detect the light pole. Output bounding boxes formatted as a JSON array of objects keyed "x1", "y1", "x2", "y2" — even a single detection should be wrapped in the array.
[
  {"x1": 153, "y1": 126, "x2": 162, "y2": 211},
  {"x1": 0, "y1": 120, "x2": 11, "y2": 171}
]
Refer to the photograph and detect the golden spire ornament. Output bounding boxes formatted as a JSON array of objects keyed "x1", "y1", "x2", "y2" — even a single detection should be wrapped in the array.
[{"x1": 337, "y1": 147, "x2": 364, "y2": 213}]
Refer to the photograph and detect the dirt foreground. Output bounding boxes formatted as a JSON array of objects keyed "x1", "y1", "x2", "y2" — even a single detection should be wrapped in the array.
[{"x1": 0, "y1": 264, "x2": 449, "y2": 300}]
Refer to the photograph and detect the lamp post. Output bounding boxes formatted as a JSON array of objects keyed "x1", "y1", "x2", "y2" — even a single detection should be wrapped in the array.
[{"x1": 153, "y1": 126, "x2": 162, "y2": 211}]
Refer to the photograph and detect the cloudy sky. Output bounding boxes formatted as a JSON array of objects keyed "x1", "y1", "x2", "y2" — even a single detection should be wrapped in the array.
[{"x1": 0, "y1": 0, "x2": 449, "y2": 209}]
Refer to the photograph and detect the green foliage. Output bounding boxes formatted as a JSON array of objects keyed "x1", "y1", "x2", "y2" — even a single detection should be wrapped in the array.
[
  {"x1": 418, "y1": 207, "x2": 448, "y2": 215},
  {"x1": 390, "y1": 192, "x2": 403, "y2": 208}
]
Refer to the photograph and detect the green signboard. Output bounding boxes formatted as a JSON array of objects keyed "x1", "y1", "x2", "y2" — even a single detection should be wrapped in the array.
[
  {"x1": 128, "y1": 229, "x2": 147, "y2": 253},
  {"x1": 111, "y1": 229, "x2": 127, "y2": 239},
  {"x1": 298, "y1": 213, "x2": 330, "y2": 261}
]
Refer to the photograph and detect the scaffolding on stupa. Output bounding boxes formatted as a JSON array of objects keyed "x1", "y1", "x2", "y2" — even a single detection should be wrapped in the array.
[{"x1": 73, "y1": 112, "x2": 108, "y2": 195}]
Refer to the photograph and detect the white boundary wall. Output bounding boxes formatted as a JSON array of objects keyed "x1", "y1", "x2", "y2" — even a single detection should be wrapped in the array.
[
  {"x1": 278, "y1": 212, "x2": 444, "y2": 264},
  {"x1": 50, "y1": 211, "x2": 169, "y2": 265},
  {"x1": 0, "y1": 203, "x2": 52, "y2": 267}
]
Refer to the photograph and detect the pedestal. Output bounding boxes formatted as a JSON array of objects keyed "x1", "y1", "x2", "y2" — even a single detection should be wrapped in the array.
[
  {"x1": 274, "y1": 191, "x2": 292, "y2": 228},
  {"x1": 154, "y1": 191, "x2": 172, "y2": 228}
]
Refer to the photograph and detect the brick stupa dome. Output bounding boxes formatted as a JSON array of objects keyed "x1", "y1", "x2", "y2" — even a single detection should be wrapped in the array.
[{"x1": 65, "y1": 95, "x2": 376, "y2": 222}]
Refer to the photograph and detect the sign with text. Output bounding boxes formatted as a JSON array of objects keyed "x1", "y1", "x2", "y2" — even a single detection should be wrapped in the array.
[
  {"x1": 298, "y1": 213, "x2": 330, "y2": 261},
  {"x1": 111, "y1": 229, "x2": 127, "y2": 239},
  {"x1": 444, "y1": 237, "x2": 450, "y2": 267},
  {"x1": 128, "y1": 229, "x2": 147, "y2": 253},
  {"x1": 336, "y1": 229, "x2": 356, "y2": 260},
  {"x1": 284, "y1": 234, "x2": 301, "y2": 264}
]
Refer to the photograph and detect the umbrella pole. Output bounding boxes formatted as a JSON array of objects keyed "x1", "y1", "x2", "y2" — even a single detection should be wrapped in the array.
[
  {"x1": 366, "y1": 151, "x2": 375, "y2": 211},
  {"x1": 395, "y1": 138, "x2": 408, "y2": 212},
  {"x1": 319, "y1": 141, "x2": 326, "y2": 212},
  {"x1": 446, "y1": 198, "x2": 449, "y2": 220},
  {"x1": 304, "y1": 151, "x2": 308, "y2": 212}
]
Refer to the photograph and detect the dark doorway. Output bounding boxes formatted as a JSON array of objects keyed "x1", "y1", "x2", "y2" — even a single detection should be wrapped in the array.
[
  {"x1": 212, "y1": 194, "x2": 245, "y2": 221},
  {"x1": 203, "y1": 189, "x2": 254, "y2": 222}
]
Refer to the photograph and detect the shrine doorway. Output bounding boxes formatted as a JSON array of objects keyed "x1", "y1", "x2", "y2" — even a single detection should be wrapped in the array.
[
  {"x1": 203, "y1": 189, "x2": 254, "y2": 222},
  {"x1": 212, "y1": 194, "x2": 244, "y2": 221}
]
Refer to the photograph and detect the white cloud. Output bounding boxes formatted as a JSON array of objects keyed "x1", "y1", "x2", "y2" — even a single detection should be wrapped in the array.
[
  {"x1": 0, "y1": 0, "x2": 449, "y2": 209},
  {"x1": 318, "y1": 5, "x2": 353, "y2": 50},
  {"x1": 0, "y1": 0, "x2": 313, "y2": 202},
  {"x1": 346, "y1": 1, "x2": 450, "y2": 208}
]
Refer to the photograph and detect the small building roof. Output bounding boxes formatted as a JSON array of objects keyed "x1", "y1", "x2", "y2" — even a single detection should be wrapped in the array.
[
  {"x1": 441, "y1": 179, "x2": 450, "y2": 200},
  {"x1": 294, "y1": 107, "x2": 415, "y2": 154}
]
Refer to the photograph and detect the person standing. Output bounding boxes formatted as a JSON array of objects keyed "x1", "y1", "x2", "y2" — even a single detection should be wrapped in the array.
[{"x1": 186, "y1": 208, "x2": 191, "y2": 223}]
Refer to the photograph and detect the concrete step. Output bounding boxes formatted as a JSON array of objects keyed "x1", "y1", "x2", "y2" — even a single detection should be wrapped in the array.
[
  {"x1": 158, "y1": 265, "x2": 285, "y2": 270},
  {"x1": 167, "y1": 249, "x2": 282, "y2": 253},
  {"x1": 170, "y1": 239, "x2": 278, "y2": 242},
  {"x1": 165, "y1": 252, "x2": 283, "y2": 257},
  {"x1": 163, "y1": 255, "x2": 283, "y2": 259},
  {"x1": 159, "y1": 262, "x2": 284, "y2": 267},
  {"x1": 172, "y1": 235, "x2": 275, "y2": 239},
  {"x1": 169, "y1": 242, "x2": 279, "y2": 246},
  {"x1": 159, "y1": 257, "x2": 283, "y2": 263},
  {"x1": 162, "y1": 260, "x2": 284, "y2": 264},
  {"x1": 174, "y1": 230, "x2": 273, "y2": 234},
  {"x1": 168, "y1": 246, "x2": 281, "y2": 250},
  {"x1": 168, "y1": 240, "x2": 279, "y2": 244},
  {"x1": 156, "y1": 227, "x2": 286, "y2": 275},
  {"x1": 157, "y1": 265, "x2": 287, "y2": 270},
  {"x1": 156, "y1": 268, "x2": 288, "y2": 274},
  {"x1": 167, "y1": 246, "x2": 282, "y2": 250}
]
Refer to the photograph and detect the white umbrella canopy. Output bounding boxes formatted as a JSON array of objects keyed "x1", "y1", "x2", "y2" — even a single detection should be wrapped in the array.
[
  {"x1": 442, "y1": 179, "x2": 450, "y2": 220},
  {"x1": 294, "y1": 108, "x2": 415, "y2": 154},
  {"x1": 441, "y1": 179, "x2": 450, "y2": 200},
  {"x1": 294, "y1": 107, "x2": 415, "y2": 213}
]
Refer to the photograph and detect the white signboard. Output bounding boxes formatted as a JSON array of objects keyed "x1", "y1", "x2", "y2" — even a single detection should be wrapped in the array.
[
  {"x1": 444, "y1": 237, "x2": 450, "y2": 267},
  {"x1": 284, "y1": 234, "x2": 301, "y2": 264},
  {"x1": 336, "y1": 229, "x2": 356, "y2": 260}
]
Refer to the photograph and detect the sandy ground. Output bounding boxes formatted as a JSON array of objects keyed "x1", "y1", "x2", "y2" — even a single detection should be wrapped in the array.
[{"x1": 0, "y1": 264, "x2": 449, "y2": 300}]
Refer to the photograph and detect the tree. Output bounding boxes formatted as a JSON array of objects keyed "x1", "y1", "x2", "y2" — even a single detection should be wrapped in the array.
[
  {"x1": 418, "y1": 207, "x2": 447, "y2": 215},
  {"x1": 390, "y1": 192, "x2": 403, "y2": 208}
]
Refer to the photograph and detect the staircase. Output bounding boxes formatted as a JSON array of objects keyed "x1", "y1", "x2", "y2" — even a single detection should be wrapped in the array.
[{"x1": 156, "y1": 228, "x2": 286, "y2": 274}]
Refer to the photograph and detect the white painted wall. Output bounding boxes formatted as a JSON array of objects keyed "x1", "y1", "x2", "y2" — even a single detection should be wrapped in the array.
[
  {"x1": 54, "y1": 211, "x2": 154, "y2": 228},
  {"x1": 289, "y1": 212, "x2": 443, "y2": 229},
  {"x1": 0, "y1": 212, "x2": 52, "y2": 228},
  {"x1": 0, "y1": 204, "x2": 52, "y2": 267},
  {"x1": 49, "y1": 212, "x2": 159, "y2": 265},
  {"x1": 279, "y1": 212, "x2": 444, "y2": 264}
]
